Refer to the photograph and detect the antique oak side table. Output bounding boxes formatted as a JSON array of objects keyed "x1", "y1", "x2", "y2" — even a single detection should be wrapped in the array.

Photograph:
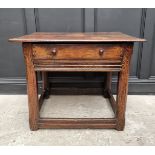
[{"x1": 9, "y1": 32, "x2": 145, "y2": 131}]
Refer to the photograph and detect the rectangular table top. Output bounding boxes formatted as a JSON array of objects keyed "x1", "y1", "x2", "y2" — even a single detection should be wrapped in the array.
[{"x1": 9, "y1": 32, "x2": 145, "y2": 43}]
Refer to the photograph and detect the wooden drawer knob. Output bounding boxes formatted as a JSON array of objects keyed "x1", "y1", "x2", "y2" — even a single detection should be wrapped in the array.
[
  {"x1": 99, "y1": 48, "x2": 105, "y2": 56},
  {"x1": 51, "y1": 48, "x2": 57, "y2": 56}
]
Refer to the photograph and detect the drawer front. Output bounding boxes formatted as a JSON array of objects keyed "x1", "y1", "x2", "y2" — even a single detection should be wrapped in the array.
[{"x1": 32, "y1": 44, "x2": 123, "y2": 60}]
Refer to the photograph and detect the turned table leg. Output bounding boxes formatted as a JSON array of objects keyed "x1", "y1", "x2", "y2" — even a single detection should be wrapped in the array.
[
  {"x1": 42, "y1": 72, "x2": 50, "y2": 99},
  {"x1": 116, "y1": 45, "x2": 133, "y2": 131},
  {"x1": 23, "y1": 43, "x2": 39, "y2": 131}
]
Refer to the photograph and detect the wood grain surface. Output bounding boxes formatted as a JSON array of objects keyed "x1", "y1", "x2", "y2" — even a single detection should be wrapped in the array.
[
  {"x1": 32, "y1": 44, "x2": 123, "y2": 60},
  {"x1": 9, "y1": 32, "x2": 145, "y2": 131},
  {"x1": 9, "y1": 32, "x2": 146, "y2": 42}
]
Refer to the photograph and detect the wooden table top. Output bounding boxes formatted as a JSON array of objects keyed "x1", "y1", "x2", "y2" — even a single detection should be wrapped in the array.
[{"x1": 9, "y1": 32, "x2": 145, "y2": 43}]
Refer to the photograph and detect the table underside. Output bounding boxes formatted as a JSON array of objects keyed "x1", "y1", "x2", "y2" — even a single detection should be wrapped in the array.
[{"x1": 38, "y1": 83, "x2": 116, "y2": 129}]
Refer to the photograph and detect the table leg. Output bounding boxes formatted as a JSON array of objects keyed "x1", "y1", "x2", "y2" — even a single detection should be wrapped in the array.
[
  {"x1": 42, "y1": 72, "x2": 50, "y2": 99},
  {"x1": 116, "y1": 45, "x2": 133, "y2": 131},
  {"x1": 23, "y1": 43, "x2": 39, "y2": 131},
  {"x1": 103, "y1": 72, "x2": 112, "y2": 98}
]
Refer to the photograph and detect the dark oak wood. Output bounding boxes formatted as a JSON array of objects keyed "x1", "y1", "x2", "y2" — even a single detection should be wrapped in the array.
[{"x1": 9, "y1": 32, "x2": 145, "y2": 131}]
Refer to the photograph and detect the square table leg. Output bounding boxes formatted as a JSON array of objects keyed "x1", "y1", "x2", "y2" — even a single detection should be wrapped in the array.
[
  {"x1": 23, "y1": 43, "x2": 39, "y2": 131},
  {"x1": 103, "y1": 72, "x2": 112, "y2": 98},
  {"x1": 42, "y1": 72, "x2": 50, "y2": 99},
  {"x1": 116, "y1": 45, "x2": 133, "y2": 131}
]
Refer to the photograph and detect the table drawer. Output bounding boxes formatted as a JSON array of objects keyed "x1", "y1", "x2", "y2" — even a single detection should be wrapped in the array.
[{"x1": 32, "y1": 44, "x2": 123, "y2": 60}]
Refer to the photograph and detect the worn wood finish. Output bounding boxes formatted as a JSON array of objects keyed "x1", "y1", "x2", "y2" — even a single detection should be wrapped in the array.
[
  {"x1": 38, "y1": 118, "x2": 116, "y2": 129},
  {"x1": 32, "y1": 44, "x2": 123, "y2": 60},
  {"x1": 34, "y1": 67, "x2": 121, "y2": 72},
  {"x1": 33, "y1": 59, "x2": 122, "y2": 72},
  {"x1": 22, "y1": 43, "x2": 39, "y2": 131},
  {"x1": 9, "y1": 32, "x2": 145, "y2": 42},
  {"x1": 10, "y1": 32, "x2": 145, "y2": 131},
  {"x1": 116, "y1": 44, "x2": 133, "y2": 130}
]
